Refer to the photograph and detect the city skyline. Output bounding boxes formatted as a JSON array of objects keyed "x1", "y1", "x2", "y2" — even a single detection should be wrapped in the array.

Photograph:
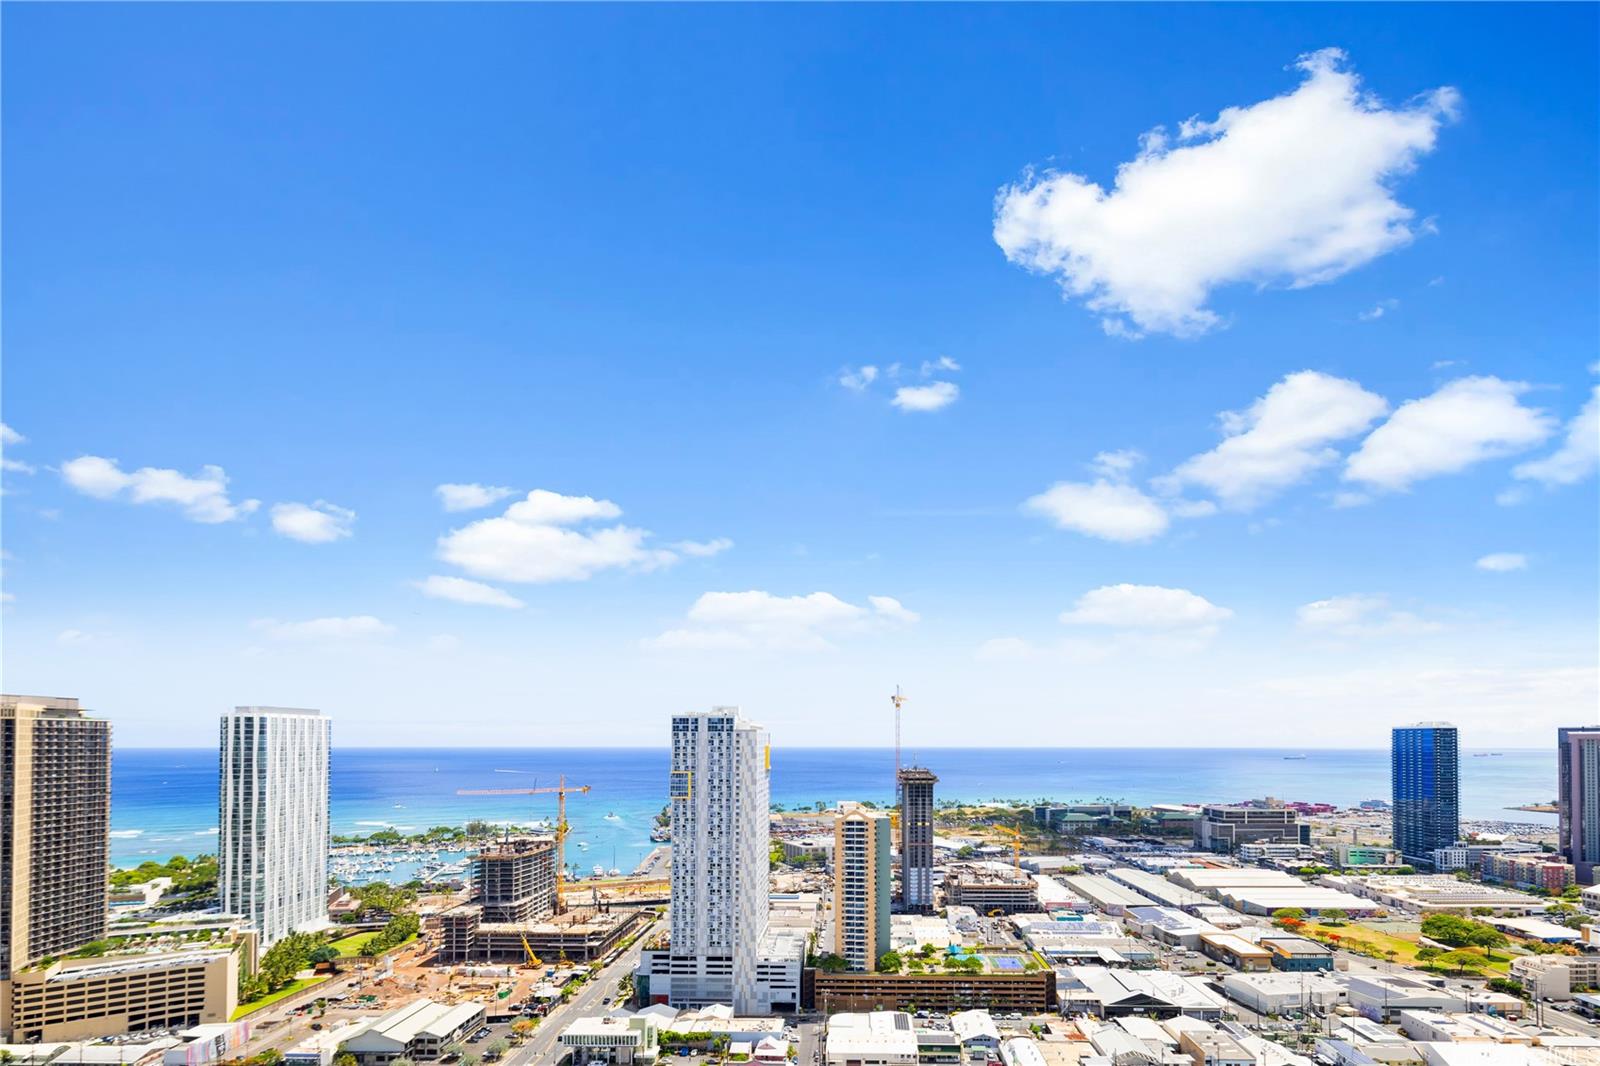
[{"x1": 3, "y1": 5, "x2": 1597, "y2": 748}]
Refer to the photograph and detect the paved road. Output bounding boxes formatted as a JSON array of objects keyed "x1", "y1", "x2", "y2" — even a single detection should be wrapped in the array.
[{"x1": 507, "y1": 913, "x2": 660, "y2": 1066}]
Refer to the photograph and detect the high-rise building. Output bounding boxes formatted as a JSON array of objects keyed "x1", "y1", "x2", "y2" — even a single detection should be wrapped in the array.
[
  {"x1": 0, "y1": 695, "x2": 112, "y2": 983},
  {"x1": 833, "y1": 803, "x2": 891, "y2": 972},
  {"x1": 1392, "y1": 722, "x2": 1459, "y2": 867},
  {"x1": 219, "y1": 707, "x2": 330, "y2": 945},
  {"x1": 896, "y1": 767, "x2": 936, "y2": 912},
  {"x1": 665, "y1": 708, "x2": 770, "y2": 1012},
  {"x1": 1558, "y1": 727, "x2": 1600, "y2": 884}
]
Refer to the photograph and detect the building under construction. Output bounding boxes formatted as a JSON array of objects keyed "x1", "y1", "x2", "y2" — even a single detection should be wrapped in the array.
[
  {"x1": 433, "y1": 837, "x2": 648, "y2": 963},
  {"x1": 476, "y1": 837, "x2": 557, "y2": 923},
  {"x1": 896, "y1": 766, "x2": 937, "y2": 913}
]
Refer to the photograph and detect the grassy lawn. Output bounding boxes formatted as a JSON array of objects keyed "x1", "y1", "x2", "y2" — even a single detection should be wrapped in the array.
[
  {"x1": 231, "y1": 975, "x2": 329, "y2": 1020},
  {"x1": 329, "y1": 931, "x2": 418, "y2": 958},
  {"x1": 329, "y1": 932, "x2": 375, "y2": 957},
  {"x1": 1305, "y1": 922, "x2": 1512, "y2": 976}
]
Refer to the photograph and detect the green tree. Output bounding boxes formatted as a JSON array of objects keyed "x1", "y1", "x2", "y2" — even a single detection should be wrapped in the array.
[
  {"x1": 1433, "y1": 949, "x2": 1489, "y2": 976},
  {"x1": 814, "y1": 953, "x2": 850, "y2": 973},
  {"x1": 876, "y1": 951, "x2": 903, "y2": 974},
  {"x1": 1320, "y1": 909, "x2": 1347, "y2": 925}
]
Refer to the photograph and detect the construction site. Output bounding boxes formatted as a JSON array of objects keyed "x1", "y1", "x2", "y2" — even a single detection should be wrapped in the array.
[{"x1": 427, "y1": 775, "x2": 663, "y2": 967}]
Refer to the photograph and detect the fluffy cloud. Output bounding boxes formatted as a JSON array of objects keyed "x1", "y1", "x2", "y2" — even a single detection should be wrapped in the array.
[
  {"x1": 838, "y1": 366, "x2": 879, "y2": 391},
  {"x1": 892, "y1": 381, "x2": 960, "y2": 412},
  {"x1": 436, "y1": 483, "x2": 517, "y2": 512},
  {"x1": 1344, "y1": 376, "x2": 1554, "y2": 491},
  {"x1": 252, "y1": 615, "x2": 395, "y2": 641},
  {"x1": 1059, "y1": 584, "x2": 1232, "y2": 631},
  {"x1": 1296, "y1": 593, "x2": 1440, "y2": 636},
  {"x1": 1512, "y1": 385, "x2": 1599, "y2": 488},
  {"x1": 994, "y1": 49, "x2": 1458, "y2": 337},
  {"x1": 61, "y1": 455, "x2": 260, "y2": 523},
  {"x1": 1476, "y1": 553, "x2": 1528, "y2": 573},
  {"x1": 674, "y1": 537, "x2": 734, "y2": 558},
  {"x1": 1164, "y1": 371, "x2": 1389, "y2": 508},
  {"x1": 0, "y1": 423, "x2": 22, "y2": 446},
  {"x1": 271, "y1": 501, "x2": 356, "y2": 544},
  {"x1": 1023, "y1": 480, "x2": 1169, "y2": 542},
  {"x1": 413, "y1": 575, "x2": 525, "y2": 609},
  {"x1": 436, "y1": 489, "x2": 694, "y2": 583},
  {"x1": 0, "y1": 423, "x2": 33, "y2": 474},
  {"x1": 646, "y1": 590, "x2": 917, "y2": 651}
]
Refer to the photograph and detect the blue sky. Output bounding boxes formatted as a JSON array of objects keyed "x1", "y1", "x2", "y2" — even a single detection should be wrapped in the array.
[{"x1": 3, "y1": 4, "x2": 1596, "y2": 748}]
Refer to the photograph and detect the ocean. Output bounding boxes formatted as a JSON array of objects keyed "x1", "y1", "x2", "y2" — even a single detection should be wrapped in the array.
[{"x1": 109, "y1": 746, "x2": 1558, "y2": 870}]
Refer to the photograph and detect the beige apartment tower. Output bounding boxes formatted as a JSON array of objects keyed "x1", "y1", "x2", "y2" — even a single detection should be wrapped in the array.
[
  {"x1": 1, "y1": 695, "x2": 112, "y2": 982},
  {"x1": 833, "y1": 803, "x2": 892, "y2": 972}
]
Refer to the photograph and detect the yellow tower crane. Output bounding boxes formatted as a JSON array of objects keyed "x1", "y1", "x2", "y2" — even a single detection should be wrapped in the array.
[{"x1": 456, "y1": 774, "x2": 591, "y2": 913}]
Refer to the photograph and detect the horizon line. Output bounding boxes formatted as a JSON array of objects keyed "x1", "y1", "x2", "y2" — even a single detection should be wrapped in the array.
[{"x1": 110, "y1": 743, "x2": 1548, "y2": 752}]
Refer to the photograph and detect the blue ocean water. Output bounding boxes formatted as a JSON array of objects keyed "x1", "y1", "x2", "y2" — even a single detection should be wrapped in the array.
[{"x1": 109, "y1": 746, "x2": 1557, "y2": 869}]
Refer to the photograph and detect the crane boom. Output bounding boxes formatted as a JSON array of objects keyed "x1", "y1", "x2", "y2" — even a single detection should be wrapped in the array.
[{"x1": 456, "y1": 775, "x2": 591, "y2": 913}]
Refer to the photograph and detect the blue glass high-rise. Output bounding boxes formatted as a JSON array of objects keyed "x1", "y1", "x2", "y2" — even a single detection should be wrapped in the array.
[{"x1": 1392, "y1": 722, "x2": 1460, "y2": 867}]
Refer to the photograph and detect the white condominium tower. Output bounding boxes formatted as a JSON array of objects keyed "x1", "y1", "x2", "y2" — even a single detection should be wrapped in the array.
[
  {"x1": 668, "y1": 708, "x2": 770, "y2": 1012},
  {"x1": 219, "y1": 707, "x2": 331, "y2": 945}
]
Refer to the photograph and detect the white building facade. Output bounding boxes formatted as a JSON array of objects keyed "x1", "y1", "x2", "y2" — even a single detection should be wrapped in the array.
[
  {"x1": 219, "y1": 707, "x2": 331, "y2": 945},
  {"x1": 666, "y1": 708, "x2": 771, "y2": 1013}
]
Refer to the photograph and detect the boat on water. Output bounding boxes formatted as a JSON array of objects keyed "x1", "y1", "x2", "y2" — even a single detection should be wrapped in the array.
[
  {"x1": 592, "y1": 864, "x2": 606, "y2": 877},
  {"x1": 1283, "y1": 754, "x2": 1308, "y2": 760},
  {"x1": 576, "y1": 840, "x2": 590, "y2": 850},
  {"x1": 604, "y1": 812, "x2": 622, "y2": 821}
]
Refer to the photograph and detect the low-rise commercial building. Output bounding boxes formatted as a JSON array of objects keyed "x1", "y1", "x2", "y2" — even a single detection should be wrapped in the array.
[
  {"x1": 825, "y1": 1012, "x2": 919, "y2": 1066},
  {"x1": 1238, "y1": 843, "x2": 1318, "y2": 864},
  {"x1": 341, "y1": 999, "x2": 486, "y2": 1064},
  {"x1": 1194, "y1": 807, "x2": 1309, "y2": 854},
  {"x1": 1345, "y1": 974, "x2": 1467, "y2": 1021},
  {"x1": 1102, "y1": 870, "x2": 1211, "y2": 912},
  {"x1": 1054, "y1": 967, "x2": 1226, "y2": 1020},
  {"x1": 1178, "y1": 1031, "x2": 1253, "y2": 1066},
  {"x1": 1509, "y1": 956, "x2": 1600, "y2": 1000},
  {"x1": 1332, "y1": 846, "x2": 1404, "y2": 870},
  {"x1": 1198, "y1": 934, "x2": 1271, "y2": 971},
  {"x1": 1322, "y1": 876, "x2": 1547, "y2": 916},
  {"x1": 1219, "y1": 973, "x2": 1348, "y2": 1015},
  {"x1": 949, "y1": 1011, "x2": 1000, "y2": 1058},
  {"x1": 1058, "y1": 876, "x2": 1156, "y2": 916},
  {"x1": 1123, "y1": 908, "x2": 1222, "y2": 949},
  {"x1": 1259, "y1": 936, "x2": 1335, "y2": 972},
  {"x1": 558, "y1": 1014, "x2": 661, "y2": 1065}
]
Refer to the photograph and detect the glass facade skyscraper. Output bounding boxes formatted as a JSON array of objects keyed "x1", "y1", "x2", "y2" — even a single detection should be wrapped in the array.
[{"x1": 1392, "y1": 722, "x2": 1459, "y2": 867}]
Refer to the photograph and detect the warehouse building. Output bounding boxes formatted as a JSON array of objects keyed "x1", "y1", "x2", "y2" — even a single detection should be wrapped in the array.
[{"x1": 341, "y1": 1000, "x2": 486, "y2": 1064}]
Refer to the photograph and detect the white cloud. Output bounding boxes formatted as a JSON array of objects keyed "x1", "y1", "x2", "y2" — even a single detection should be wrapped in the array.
[
  {"x1": 1358, "y1": 298, "x2": 1400, "y2": 321},
  {"x1": 60, "y1": 455, "x2": 260, "y2": 523},
  {"x1": 674, "y1": 537, "x2": 734, "y2": 558},
  {"x1": 1023, "y1": 480, "x2": 1170, "y2": 542},
  {"x1": 1296, "y1": 593, "x2": 1440, "y2": 636},
  {"x1": 252, "y1": 615, "x2": 395, "y2": 641},
  {"x1": 645, "y1": 590, "x2": 917, "y2": 652},
  {"x1": 0, "y1": 424, "x2": 34, "y2": 475},
  {"x1": 436, "y1": 489, "x2": 692, "y2": 584},
  {"x1": 1345, "y1": 376, "x2": 1555, "y2": 491},
  {"x1": 504, "y1": 489, "x2": 624, "y2": 526},
  {"x1": 838, "y1": 365, "x2": 879, "y2": 392},
  {"x1": 413, "y1": 575, "x2": 525, "y2": 609},
  {"x1": 1164, "y1": 371, "x2": 1389, "y2": 508},
  {"x1": 1331, "y1": 491, "x2": 1373, "y2": 509},
  {"x1": 0, "y1": 423, "x2": 22, "y2": 446},
  {"x1": 892, "y1": 381, "x2": 960, "y2": 412},
  {"x1": 57, "y1": 628, "x2": 92, "y2": 645},
  {"x1": 1476, "y1": 552, "x2": 1528, "y2": 573},
  {"x1": 994, "y1": 49, "x2": 1458, "y2": 337},
  {"x1": 1059, "y1": 584, "x2": 1232, "y2": 631},
  {"x1": 271, "y1": 501, "x2": 355, "y2": 544},
  {"x1": 436, "y1": 483, "x2": 517, "y2": 512},
  {"x1": 1090, "y1": 449, "x2": 1144, "y2": 479},
  {"x1": 919, "y1": 356, "x2": 961, "y2": 375},
  {"x1": 1512, "y1": 385, "x2": 1599, "y2": 488},
  {"x1": 867, "y1": 595, "x2": 921, "y2": 625}
]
